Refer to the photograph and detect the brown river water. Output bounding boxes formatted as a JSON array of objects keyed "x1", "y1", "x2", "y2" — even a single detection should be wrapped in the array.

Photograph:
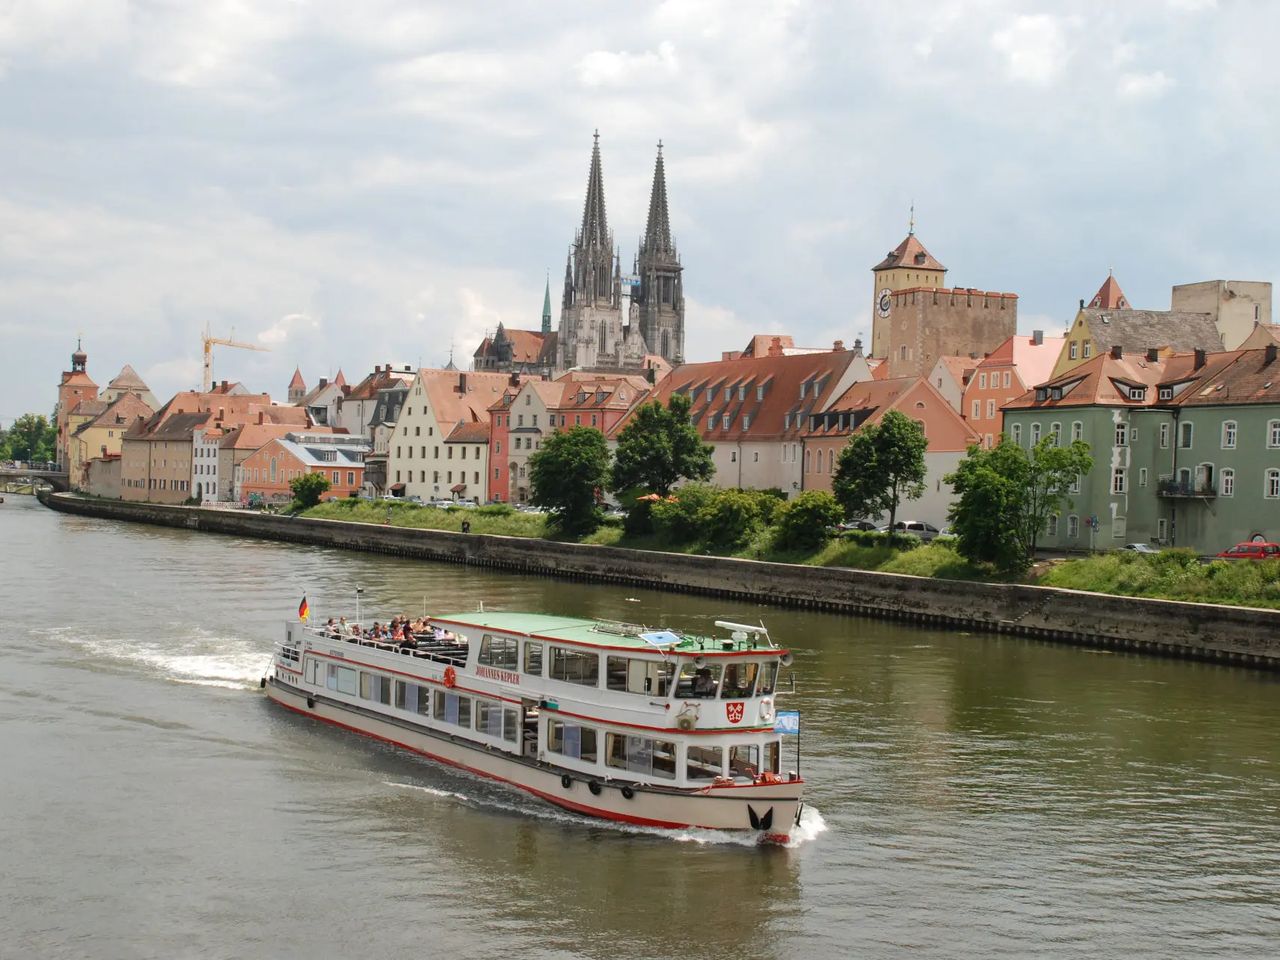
[{"x1": 2, "y1": 495, "x2": 1278, "y2": 959}]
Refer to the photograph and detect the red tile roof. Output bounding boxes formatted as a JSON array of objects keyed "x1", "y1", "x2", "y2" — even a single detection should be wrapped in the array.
[
  {"x1": 446, "y1": 421, "x2": 491, "y2": 443},
  {"x1": 1088, "y1": 273, "x2": 1130, "y2": 309},
  {"x1": 872, "y1": 233, "x2": 945, "y2": 273}
]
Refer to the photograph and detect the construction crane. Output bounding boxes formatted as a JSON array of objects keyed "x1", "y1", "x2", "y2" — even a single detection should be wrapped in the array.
[{"x1": 201, "y1": 324, "x2": 269, "y2": 393}]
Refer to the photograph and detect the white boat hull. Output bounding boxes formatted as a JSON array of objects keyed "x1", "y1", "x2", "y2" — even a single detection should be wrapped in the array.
[{"x1": 265, "y1": 675, "x2": 803, "y2": 842}]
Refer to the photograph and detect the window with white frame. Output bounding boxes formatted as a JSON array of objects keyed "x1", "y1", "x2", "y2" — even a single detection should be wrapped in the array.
[
  {"x1": 1070, "y1": 473, "x2": 1080, "y2": 494},
  {"x1": 971, "y1": 400, "x2": 981, "y2": 419},
  {"x1": 1222, "y1": 420, "x2": 1237, "y2": 449},
  {"x1": 1269, "y1": 420, "x2": 1280, "y2": 448},
  {"x1": 1050, "y1": 422, "x2": 1061, "y2": 446},
  {"x1": 1114, "y1": 422, "x2": 1128, "y2": 447},
  {"x1": 1221, "y1": 468, "x2": 1234, "y2": 497},
  {"x1": 1031, "y1": 423, "x2": 1041, "y2": 444},
  {"x1": 1011, "y1": 423, "x2": 1022, "y2": 445},
  {"x1": 1071, "y1": 421, "x2": 1083, "y2": 442},
  {"x1": 1179, "y1": 422, "x2": 1193, "y2": 448},
  {"x1": 1067, "y1": 515, "x2": 1079, "y2": 538},
  {"x1": 1138, "y1": 468, "x2": 1147, "y2": 487},
  {"x1": 979, "y1": 373, "x2": 987, "y2": 389},
  {"x1": 1003, "y1": 371, "x2": 1011, "y2": 388},
  {"x1": 1157, "y1": 518, "x2": 1168, "y2": 542},
  {"x1": 1047, "y1": 513, "x2": 1059, "y2": 536},
  {"x1": 1112, "y1": 467, "x2": 1127, "y2": 494},
  {"x1": 1159, "y1": 422, "x2": 1170, "y2": 448},
  {"x1": 1267, "y1": 468, "x2": 1280, "y2": 499},
  {"x1": 1069, "y1": 342, "x2": 1079, "y2": 360},
  {"x1": 987, "y1": 399, "x2": 996, "y2": 418}
]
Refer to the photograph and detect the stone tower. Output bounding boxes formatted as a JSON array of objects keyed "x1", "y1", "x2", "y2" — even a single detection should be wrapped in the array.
[
  {"x1": 632, "y1": 142, "x2": 685, "y2": 365},
  {"x1": 541, "y1": 276, "x2": 552, "y2": 335},
  {"x1": 287, "y1": 367, "x2": 307, "y2": 404},
  {"x1": 558, "y1": 132, "x2": 625, "y2": 370},
  {"x1": 870, "y1": 223, "x2": 947, "y2": 360}
]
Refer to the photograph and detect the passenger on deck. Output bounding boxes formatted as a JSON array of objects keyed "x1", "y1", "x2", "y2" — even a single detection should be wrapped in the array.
[
  {"x1": 693, "y1": 668, "x2": 716, "y2": 698},
  {"x1": 324, "y1": 618, "x2": 338, "y2": 638}
]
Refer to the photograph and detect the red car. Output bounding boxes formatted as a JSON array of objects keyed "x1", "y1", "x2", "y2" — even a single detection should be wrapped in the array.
[{"x1": 1216, "y1": 542, "x2": 1280, "y2": 560}]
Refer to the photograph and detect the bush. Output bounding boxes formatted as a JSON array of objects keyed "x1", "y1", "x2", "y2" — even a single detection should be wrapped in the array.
[
  {"x1": 696, "y1": 489, "x2": 762, "y2": 548},
  {"x1": 773, "y1": 490, "x2": 843, "y2": 552},
  {"x1": 475, "y1": 503, "x2": 514, "y2": 516},
  {"x1": 650, "y1": 483, "x2": 717, "y2": 544}
]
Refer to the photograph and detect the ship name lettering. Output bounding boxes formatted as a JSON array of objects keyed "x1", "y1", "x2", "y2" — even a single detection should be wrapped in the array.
[{"x1": 475, "y1": 666, "x2": 520, "y2": 685}]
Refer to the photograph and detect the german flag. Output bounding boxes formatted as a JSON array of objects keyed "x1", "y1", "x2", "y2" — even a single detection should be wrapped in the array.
[{"x1": 298, "y1": 596, "x2": 310, "y2": 622}]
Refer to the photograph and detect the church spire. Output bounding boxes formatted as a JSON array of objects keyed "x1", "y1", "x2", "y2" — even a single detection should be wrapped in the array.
[
  {"x1": 541, "y1": 273, "x2": 552, "y2": 334},
  {"x1": 579, "y1": 130, "x2": 609, "y2": 249},
  {"x1": 642, "y1": 140, "x2": 673, "y2": 256}
]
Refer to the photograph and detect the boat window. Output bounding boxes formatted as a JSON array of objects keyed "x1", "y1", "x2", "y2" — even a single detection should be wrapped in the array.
[
  {"x1": 523, "y1": 641, "x2": 543, "y2": 676},
  {"x1": 549, "y1": 646, "x2": 600, "y2": 686},
  {"x1": 434, "y1": 691, "x2": 472, "y2": 727},
  {"x1": 606, "y1": 734, "x2": 676, "y2": 780},
  {"x1": 757, "y1": 662, "x2": 779, "y2": 695},
  {"x1": 305, "y1": 658, "x2": 319, "y2": 684},
  {"x1": 764, "y1": 741, "x2": 781, "y2": 775},
  {"x1": 674, "y1": 661, "x2": 722, "y2": 699},
  {"x1": 327, "y1": 664, "x2": 358, "y2": 696},
  {"x1": 395, "y1": 680, "x2": 426, "y2": 714},
  {"x1": 728, "y1": 744, "x2": 760, "y2": 781},
  {"x1": 478, "y1": 634, "x2": 519, "y2": 671},
  {"x1": 606, "y1": 657, "x2": 675, "y2": 695},
  {"x1": 476, "y1": 700, "x2": 520, "y2": 743},
  {"x1": 686, "y1": 744, "x2": 724, "y2": 781},
  {"x1": 720, "y1": 662, "x2": 759, "y2": 699},
  {"x1": 359, "y1": 672, "x2": 392, "y2": 705},
  {"x1": 548, "y1": 720, "x2": 598, "y2": 762}
]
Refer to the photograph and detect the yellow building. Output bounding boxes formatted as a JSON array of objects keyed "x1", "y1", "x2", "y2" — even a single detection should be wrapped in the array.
[{"x1": 69, "y1": 394, "x2": 154, "y2": 489}]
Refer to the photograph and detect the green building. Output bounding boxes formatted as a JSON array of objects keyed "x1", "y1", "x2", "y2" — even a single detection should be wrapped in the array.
[{"x1": 1002, "y1": 344, "x2": 1280, "y2": 554}]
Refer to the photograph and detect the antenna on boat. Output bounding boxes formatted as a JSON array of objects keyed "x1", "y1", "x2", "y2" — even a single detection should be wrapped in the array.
[
  {"x1": 355, "y1": 585, "x2": 364, "y2": 625},
  {"x1": 478, "y1": 600, "x2": 485, "y2": 613}
]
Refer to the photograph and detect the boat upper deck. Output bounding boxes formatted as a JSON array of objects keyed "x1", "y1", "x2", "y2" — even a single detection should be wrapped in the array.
[{"x1": 429, "y1": 611, "x2": 786, "y2": 657}]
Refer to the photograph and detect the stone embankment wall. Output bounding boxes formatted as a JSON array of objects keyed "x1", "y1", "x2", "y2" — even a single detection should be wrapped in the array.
[{"x1": 41, "y1": 492, "x2": 1280, "y2": 669}]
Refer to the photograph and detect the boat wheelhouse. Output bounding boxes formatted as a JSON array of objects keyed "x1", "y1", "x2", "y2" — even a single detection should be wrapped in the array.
[{"x1": 264, "y1": 611, "x2": 804, "y2": 842}]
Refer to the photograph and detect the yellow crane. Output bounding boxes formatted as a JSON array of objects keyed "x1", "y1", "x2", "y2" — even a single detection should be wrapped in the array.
[{"x1": 201, "y1": 324, "x2": 269, "y2": 393}]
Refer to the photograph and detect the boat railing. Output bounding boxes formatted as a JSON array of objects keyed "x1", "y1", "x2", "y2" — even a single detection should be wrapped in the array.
[{"x1": 297, "y1": 624, "x2": 468, "y2": 667}]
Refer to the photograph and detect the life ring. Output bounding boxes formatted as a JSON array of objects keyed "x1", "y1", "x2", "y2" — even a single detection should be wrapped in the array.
[
  {"x1": 758, "y1": 696, "x2": 775, "y2": 723},
  {"x1": 621, "y1": 785, "x2": 635, "y2": 800},
  {"x1": 588, "y1": 781, "x2": 603, "y2": 796},
  {"x1": 560, "y1": 774, "x2": 573, "y2": 790},
  {"x1": 443, "y1": 666, "x2": 457, "y2": 689}
]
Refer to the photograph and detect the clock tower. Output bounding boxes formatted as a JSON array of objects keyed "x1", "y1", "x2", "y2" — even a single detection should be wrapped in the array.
[{"x1": 870, "y1": 223, "x2": 946, "y2": 360}]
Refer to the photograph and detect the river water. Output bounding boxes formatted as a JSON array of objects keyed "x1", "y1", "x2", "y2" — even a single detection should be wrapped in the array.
[{"x1": 2, "y1": 495, "x2": 1279, "y2": 959}]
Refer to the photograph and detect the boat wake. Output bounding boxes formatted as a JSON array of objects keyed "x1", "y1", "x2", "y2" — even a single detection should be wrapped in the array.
[
  {"x1": 384, "y1": 779, "x2": 828, "y2": 848},
  {"x1": 48, "y1": 627, "x2": 272, "y2": 690}
]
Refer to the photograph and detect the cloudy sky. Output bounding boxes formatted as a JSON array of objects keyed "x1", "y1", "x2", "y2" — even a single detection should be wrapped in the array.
[{"x1": 3, "y1": 0, "x2": 1275, "y2": 424}]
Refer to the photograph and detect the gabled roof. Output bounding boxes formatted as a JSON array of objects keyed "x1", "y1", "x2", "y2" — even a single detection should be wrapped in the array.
[
  {"x1": 872, "y1": 232, "x2": 945, "y2": 273},
  {"x1": 473, "y1": 326, "x2": 548, "y2": 365},
  {"x1": 1088, "y1": 273, "x2": 1129, "y2": 309},
  {"x1": 608, "y1": 349, "x2": 861, "y2": 441},
  {"x1": 974, "y1": 333, "x2": 1066, "y2": 389},
  {"x1": 68, "y1": 399, "x2": 109, "y2": 420},
  {"x1": 107, "y1": 364, "x2": 149, "y2": 392},
  {"x1": 219, "y1": 422, "x2": 335, "y2": 451},
  {"x1": 1079, "y1": 308, "x2": 1222, "y2": 355},
  {"x1": 446, "y1": 421, "x2": 491, "y2": 443},
  {"x1": 345, "y1": 366, "x2": 416, "y2": 401},
  {"x1": 1173, "y1": 348, "x2": 1280, "y2": 407},
  {"x1": 74, "y1": 393, "x2": 153, "y2": 436},
  {"x1": 271, "y1": 433, "x2": 370, "y2": 468},
  {"x1": 420, "y1": 370, "x2": 537, "y2": 438},
  {"x1": 288, "y1": 367, "x2": 306, "y2": 389},
  {"x1": 805, "y1": 376, "x2": 978, "y2": 452},
  {"x1": 932, "y1": 355, "x2": 977, "y2": 388},
  {"x1": 1005, "y1": 352, "x2": 1186, "y2": 410}
]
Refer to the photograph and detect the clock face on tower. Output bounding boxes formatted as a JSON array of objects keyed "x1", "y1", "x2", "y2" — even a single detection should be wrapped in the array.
[{"x1": 877, "y1": 288, "x2": 893, "y2": 318}]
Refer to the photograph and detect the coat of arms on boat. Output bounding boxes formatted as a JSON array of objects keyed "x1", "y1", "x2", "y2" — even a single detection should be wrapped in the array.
[{"x1": 725, "y1": 701, "x2": 745, "y2": 724}]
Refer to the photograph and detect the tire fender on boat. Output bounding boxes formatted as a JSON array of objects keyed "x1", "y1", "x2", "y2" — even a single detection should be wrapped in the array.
[
  {"x1": 620, "y1": 785, "x2": 635, "y2": 800},
  {"x1": 560, "y1": 774, "x2": 573, "y2": 790},
  {"x1": 588, "y1": 781, "x2": 602, "y2": 796},
  {"x1": 306, "y1": 697, "x2": 316, "y2": 710}
]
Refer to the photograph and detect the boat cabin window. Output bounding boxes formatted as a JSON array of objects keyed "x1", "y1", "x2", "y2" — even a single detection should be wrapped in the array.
[
  {"x1": 523, "y1": 641, "x2": 543, "y2": 676},
  {"x1": 758, "y1": 662, "x2": 779, "y2": 695},
  {"x1": 729, "y1": 744, "x2": 760, "y2": 781},
  {"x1": 395, "y1": 680, "x2": 431, "y2": 715},
  {"x1": 606, "y1": 656, "x2": 675, "y2": 695},
  {"x1": 549, "y1": 646, "x2": 600, "y2": 686},
  {"x1": 675, "y1": 661, "x2": 722, "y2": 698},
  {"x1": 606, "y1": 733, "x2": 676, "y2": 780},
  {"x1": 478, "y1": 634, "x2": 519, "y2": 671},
  {"x1": 686, "y1": 744, "x2": 724, "y2": 781},
  {"x1": 548, "y1": 720, "x2": 598, "y2": 762},
  {"x1": 476, "y1": 700, "x2": 519, "y2": 743},
  {"x1": 360, "y1": 672, "x2": 392, "y2": 705},
  {"x1": 434, "y1": 691, "x2": 472, "y2": 727},
  {"x1": 327, "y1": 664, "x2": 358, "y2": 696},
  {"x1": 721, "y1": 662, "x2": 759, "y2": 699}
]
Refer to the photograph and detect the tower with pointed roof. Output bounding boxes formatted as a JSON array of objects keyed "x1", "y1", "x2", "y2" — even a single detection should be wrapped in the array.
[
  {"x1": 56, "y1": 338, "x2": 99, "y2": 469},
  {"x1": 541, "y1": 276, "x2": 552, "y2": 335},
  {"x1": 558, "y1": 132, "x2": 626, "y2": 370},
  {"x1": 870, "y1": 218, "x2": 947, "y2": 361},
  {"x1": 632, "y1": 141, "x2": 685, "y2": 365},
  {"x1": 287, "y1": 367, "x2": 307, "y2": 404},
  {"x1": 1089, "y1": 272, "x2": 1130, "y2": 310}
]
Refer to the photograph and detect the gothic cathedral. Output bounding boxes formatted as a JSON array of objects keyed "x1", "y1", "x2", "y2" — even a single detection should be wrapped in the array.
[{"x1": 557, "y1": 133, "x2": 684, "y2": 371}]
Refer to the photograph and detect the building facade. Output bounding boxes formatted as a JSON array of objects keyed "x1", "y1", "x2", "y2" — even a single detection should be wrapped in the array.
[
  {"x1": 962, "y1": 331, "x2": 1063, "y2": 448},
  {"x1": 239, "y1": 433, "x2": 369, "y2": 504}
]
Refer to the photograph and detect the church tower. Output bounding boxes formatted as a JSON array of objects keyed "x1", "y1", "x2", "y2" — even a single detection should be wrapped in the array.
[
  {"x1": 870, "y1": 217, "x2": 946, "y2": 360},
  {"x1": 56, "y1": 338, "x2": 98, "y2": 469},
  {"x1": 541, "y1": 276, "x2": 552, "y2": 335},
  {"x1": 558, "y1": 132, "x2": 624, "y2": 370},
  {"x1": 632, "y1": 142, "x2": 684, "y2": 365}
]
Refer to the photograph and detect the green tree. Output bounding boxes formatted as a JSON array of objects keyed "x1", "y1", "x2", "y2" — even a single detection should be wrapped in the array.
[
  {"x1": 610, "y1": 393, "x2": 714, "y2": 496},
  {"x1": 831, "y1": 410, "x2": 927, "y2": 530},
  {"x1": 773, "y1": 490, "x2": 844, "y2": 552},
  {"x1": 530, "y1": 426, "x2": 611, "y2": 537},
  {"x1": 1, "y1": 413, "x2": 57, "y2": 463},
  {"x1": 290, "y1": 472, "x2": 331, "y2": 510},
  {"x1": 946, "y1": 436, "x2": 1094, "y2": 574}
]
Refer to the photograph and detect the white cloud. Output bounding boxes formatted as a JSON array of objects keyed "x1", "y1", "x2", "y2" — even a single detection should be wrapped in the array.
[
  {"x1": 1117, "y1": 70, "x2": 1175, "y2": 100},
  {"x1": 577, "y1": 41, "x2": 679, "y2": 87},
  {"x1": 258, "y1": 313, "x2": 320, "y2": 346},
  {"x1": 991, "y1": 14, "x2": 1068, "y2": 85}
]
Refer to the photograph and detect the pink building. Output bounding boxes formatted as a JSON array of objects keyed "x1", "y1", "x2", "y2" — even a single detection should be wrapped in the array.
[{"x1": 961, "y1": 331, "x2": 1064, "y2": 447}]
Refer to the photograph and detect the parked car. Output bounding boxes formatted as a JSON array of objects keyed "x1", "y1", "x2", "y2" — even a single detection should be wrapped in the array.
[
  {"x1": 1215, "y1": 542, "x2": 1280, "y2": 560},
  {"x1": 880, "y1": 520, "x2": 942, "y2": 541},
  {"x1": 838, "y1": 519, "x2": 878, "y2": 532},
  {"x1": 1121, "y1": 543, "x2": 1161, "y2": 554}
]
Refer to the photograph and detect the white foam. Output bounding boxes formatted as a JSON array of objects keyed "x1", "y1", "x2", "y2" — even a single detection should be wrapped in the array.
[
  {"x1": 49, "y1": 628, "x2": 271, "y2": 690},
  {"x1": 385, "y1": 778, "x2": 827, "y2": 848}
]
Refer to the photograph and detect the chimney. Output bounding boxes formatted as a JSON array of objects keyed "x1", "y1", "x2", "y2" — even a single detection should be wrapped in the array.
[
  {"x1": 1110, "y1": 345, "x2": 1123, "y2": 360},
  {"x1": 1194, "y1": 348, "x2": 1206, "y2": 370},
  {"x1": 768, "y1": 337, "x2": 783, "y2": 358},
  {"x1": 1145, "y1": 348, "x2": 1159, "y2": 362},
  {"x1": 258, "y1": 411, "x2": 265, "y2": 425},
  {"x1": 1266, "y1": 344, "x2": 1278, "y2": 365},
  {"x1": 458, "y1": 372, "x2": 467, "y2": 393},
  {"x1": 318, "y1": 378, "x2": 327, "y2": 388},
  {"x1": 1032, "y1": 329, "x2": 1044, "y2": 346},
  {"x1": 509, "y1": 372, "x2": 520, "y2": 387},
  {"x1": 218, "y1": 407, "x2": 225, "y2": 421},
  {"x1": 646, "y1": 365, "x2": 657, "y2": 384},
  {"x1": 374, "y1": 365, "x2": 381, "y2": 374},
  {"x1": 1079, "y1": 299, "x2": 1085, "y2": 310},
  {"x1": 833, "y1": 339, "x2": 844, "y2": 352}
]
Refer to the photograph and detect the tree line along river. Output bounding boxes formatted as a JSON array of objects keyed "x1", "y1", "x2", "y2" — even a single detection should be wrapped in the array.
[{"x1": 2, "y1": 494, "x2": 1278, "y2": 959}]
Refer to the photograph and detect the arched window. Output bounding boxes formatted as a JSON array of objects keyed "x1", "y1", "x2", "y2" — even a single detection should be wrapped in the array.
[
  {"x1": 1011, "y1": 423, "x2": 1022, "y2": 445},
  {"x1": 1220, "y1": 468, "x2": 1235, "y2": 497},
  {"x1": 1268, "y1": 420, "x2": 1280, "y2": 448},
  {"x1": 598, "y1": 321, "x2": 607, "y2": 354},
  {"x1": 804, "y1": 449, "x2": 811, "y2": 471},
  {"x1": 1266, "y1": 468, "x2": 1280, "y2": 499},
  {"x1": 1221, "y1": 420, "x2": 1237, "y2": 449}
]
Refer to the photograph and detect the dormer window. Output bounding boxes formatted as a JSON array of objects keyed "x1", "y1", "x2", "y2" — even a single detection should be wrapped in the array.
[
  {"x1": 798, "y1": 381, "x2": 807, "y2": 399},
  {"x1": 756, "y1": 385, "x2": 764, "y2": 401},
  {"x1": 1158, "y1": 387, "x2": 1173, "y2": 400},
  {"x1": 1130, "y1": 387, "x2": 1145, "y2": 401},
  {"x1": 1035, "y1": 388, "x2": 1048, "y2": 402},
  {"x1": 1051, "y1": 387, "x2": 1062, "y2": 400}
]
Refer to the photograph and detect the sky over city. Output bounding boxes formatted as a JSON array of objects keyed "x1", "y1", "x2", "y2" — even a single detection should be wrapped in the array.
[{"x1": 3, "y1": 0, "x2": 1276, "y2": 422}]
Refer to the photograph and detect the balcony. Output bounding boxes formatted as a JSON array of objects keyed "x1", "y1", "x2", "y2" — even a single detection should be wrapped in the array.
[{"x1": 1157, "y1": 477, "x2": 1216, "y2": 499}]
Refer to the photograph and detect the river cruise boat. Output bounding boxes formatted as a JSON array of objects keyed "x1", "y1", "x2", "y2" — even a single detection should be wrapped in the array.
[{"x1": 264, "y1": 611, "x2": 804, "y2": 842}]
